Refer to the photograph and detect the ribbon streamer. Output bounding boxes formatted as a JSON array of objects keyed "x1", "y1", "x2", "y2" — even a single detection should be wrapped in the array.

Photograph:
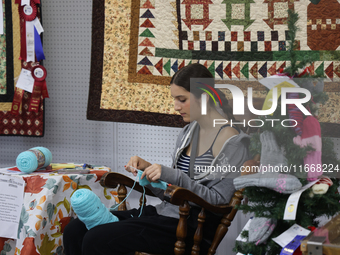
[
  {"x1": 29, "y1": 65, "x2": 48, "y2": 112},
  {"x1": 34, "y1": 23, "x2": 45, "y2": 61},
  {"x1": 11, "y1": 87, "x2": 25, "y2": 115},
  {"x1": 26, "y1": 21, "x2": 35, "y2": 62},
  {"x1": 28, "y1": 81, "x2": 42, "y2": 112}
]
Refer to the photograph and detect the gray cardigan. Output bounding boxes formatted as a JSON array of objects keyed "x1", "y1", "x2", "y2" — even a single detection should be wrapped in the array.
[{"x1": 150, "y1": 121, "x2": 251, "y2": 219}]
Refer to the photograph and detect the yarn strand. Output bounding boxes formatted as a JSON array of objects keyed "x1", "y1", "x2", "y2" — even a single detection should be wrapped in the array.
[{"x1": 109, "y1": 174, "x2": 140, "y2": 212}]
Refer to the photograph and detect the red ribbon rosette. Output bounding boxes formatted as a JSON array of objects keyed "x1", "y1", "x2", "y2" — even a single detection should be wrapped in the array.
[
  {"x1": 29, "y1": 65, "x2": 48, "y2": 112},
  {"x1": 18, "y1": 1, "x2": 38, "y2": 61},
  {"x1": 18, "y1": 2, "x2": 37, "y2": 21}
]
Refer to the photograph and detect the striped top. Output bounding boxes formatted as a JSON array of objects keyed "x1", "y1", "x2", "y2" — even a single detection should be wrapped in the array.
[
  {"x1": 177, "y1": 150, "x2": 215, "y2": 176},
  {"x1": 176, "y1": 125, "x2": 239, "y2": 176}
]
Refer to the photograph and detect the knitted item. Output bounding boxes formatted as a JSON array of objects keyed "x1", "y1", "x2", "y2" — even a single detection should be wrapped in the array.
[
  {"x1": 137, "y1": 170, "x2": 168, "y2": 190},
  {"x1": 293, "y1": 116, "x2": 322, "y2": 181},
  {"x1": 138, "y1": 170, "x2": 151, "y2": 186},
  {"x1": 260, "y1": 131, "x2": 287, "y2": 170},
  {"x1": 287, "y1": 93, "x2": 304, "y2": 135},
  {"x1": 312, "y1": 176, "x2": 333, "y2": 195},
  {"x1": 71, "y1": 189, "x2": 119, "y2": 230},
  {"x1": 249, "y1": 217, "x2": 277, "y2": 245},
  {"x1": 233, "y1": 172, "x2": 302, "y2": 194}
]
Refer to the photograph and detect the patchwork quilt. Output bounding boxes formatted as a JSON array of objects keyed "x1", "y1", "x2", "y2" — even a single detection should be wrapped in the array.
[
  {"x1": 0, "y1": 0, "x2": 44, "y2": 136},
  {"x1": 87, "y1": 0, "x2": 340, "y2": 135}
]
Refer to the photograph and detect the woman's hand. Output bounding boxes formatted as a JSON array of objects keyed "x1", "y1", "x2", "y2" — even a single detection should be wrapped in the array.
[
  {"x1": 142, "y1": 164, "x2": 162, "y2": 182},
  {"x1": 125, "y1": 156, "x2": 152, "y2": 176}
]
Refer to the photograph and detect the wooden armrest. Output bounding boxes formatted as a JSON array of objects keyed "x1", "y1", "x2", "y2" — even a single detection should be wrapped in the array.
[
  {"x1": 100, "y1": 172, "x2": 156, "y2": 197},
  {"x1": 164, "y1": 185, "x2": 233, "y2": 215},
  {"x1": 100, "y1": 173, "x2": 235, "y2": 214}
]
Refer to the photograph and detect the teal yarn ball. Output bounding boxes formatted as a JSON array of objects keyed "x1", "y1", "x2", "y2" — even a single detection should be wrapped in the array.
[
  {"x1": 16, "y1": 151, "x2": 39, "y2": 173},
  {"x1": 16, "y1": 147, "x2": 53, "y2": 173},
  {"x1": 71, "y1": 189, "x2": 119, "y2": 230}
]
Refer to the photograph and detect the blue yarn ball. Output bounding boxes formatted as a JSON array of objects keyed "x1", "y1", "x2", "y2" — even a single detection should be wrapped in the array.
[
  {"x1": 16, "y1": 151, "x2": 39, "y2": 173},
  {"x1": 16, "y1": 147, "x2": 53, "y2": 173},
  {"x1": 71, "y1": 189, "x2": 119, "y2": 230}
]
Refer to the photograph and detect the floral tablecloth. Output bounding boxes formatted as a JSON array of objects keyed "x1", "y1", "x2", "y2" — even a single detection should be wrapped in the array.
[{"x1": 0, "y1": 169, "x2": 118, "y2": 255}]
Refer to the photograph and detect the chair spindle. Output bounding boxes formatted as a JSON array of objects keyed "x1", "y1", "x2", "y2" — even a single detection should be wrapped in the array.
[{"x1": 174, "y1": 201, "x2": 190, "y2": 255}]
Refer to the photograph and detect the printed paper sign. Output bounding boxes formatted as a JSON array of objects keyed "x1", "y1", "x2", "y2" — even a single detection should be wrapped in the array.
[
  {"x1": 16, "y1": 68, "x2": 35, "y2": 93},
  {"x1": 0, "y1": 175, "x2": 25, "y2": 239},
  {"x1": 272, "y1": 224, "x2": 310, "y2": 248}
]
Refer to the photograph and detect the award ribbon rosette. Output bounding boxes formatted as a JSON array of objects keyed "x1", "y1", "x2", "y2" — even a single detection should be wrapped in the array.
[
  {"x1": 29, "y1": 65, "x2": 49, "y2": 112},
  {"x1": 19, "y1": 1, "x2": 37, "y2": 62},
  {"x1": 18, "y1": 0, "x2": 45, "y2": 62}
]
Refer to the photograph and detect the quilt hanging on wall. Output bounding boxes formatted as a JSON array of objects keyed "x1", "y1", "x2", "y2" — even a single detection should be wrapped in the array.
[
  {"x1": 0, "y1": 0, "x2": 45, "y2": 136},
  {"x1": 87, "y1": 0, "x2": 340, "y2": 135}
]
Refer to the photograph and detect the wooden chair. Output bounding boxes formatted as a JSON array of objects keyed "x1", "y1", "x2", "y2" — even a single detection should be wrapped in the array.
[{"x1": 99, "y1": 158, "x2": 260, "y2": 255}]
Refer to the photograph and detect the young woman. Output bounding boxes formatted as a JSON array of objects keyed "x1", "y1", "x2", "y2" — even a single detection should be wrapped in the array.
[{"x1": 63, "y1": 63, "x2": 250, "y2": 255}]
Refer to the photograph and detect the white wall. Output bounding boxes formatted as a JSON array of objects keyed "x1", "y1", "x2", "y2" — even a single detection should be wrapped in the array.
[
  {"x1": 1, "y1": 0, "x2": 340, "y2": 254},
  {"x1": 0, "y1": 0, "x2": 114, "y2": 168}
]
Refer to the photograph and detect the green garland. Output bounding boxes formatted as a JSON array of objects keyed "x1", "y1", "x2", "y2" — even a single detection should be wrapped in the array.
[
  {"x1": 239, "y1": 181, "x2": 340, "y2": 225},
  {"x1": 234, "y1": 180, "x2": 340, "y2": 255},
  {"x1": 233, "y1": 9, "x2": 340, "y2": 255},
  {"x1": 235, "y1": 92, "x2": 340, "y2": 254}
]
